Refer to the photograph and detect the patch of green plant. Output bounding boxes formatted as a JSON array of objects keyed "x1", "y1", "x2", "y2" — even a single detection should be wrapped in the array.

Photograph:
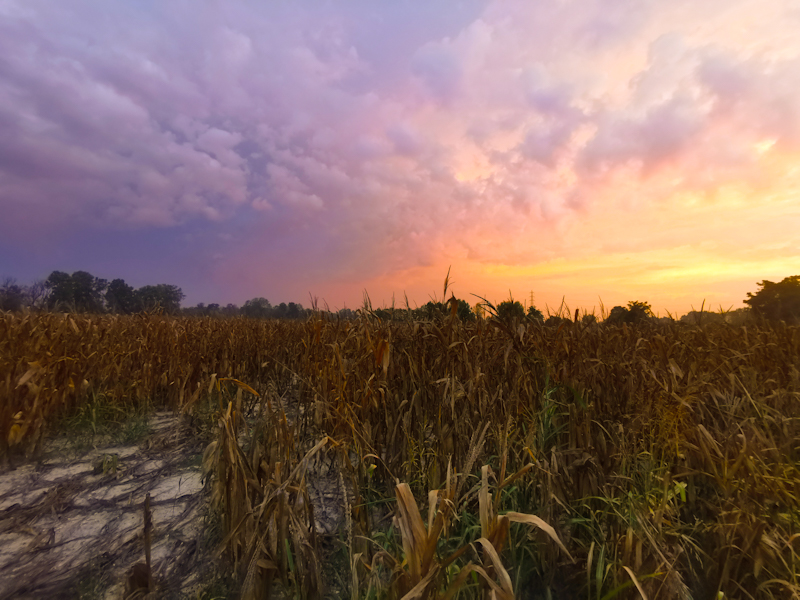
[
  {"x1": 55, "y1": 390, "x2": 152, "y2": 450},
  {"x1": 73, "y1": 555, "x2": 113, "y2": 600},
  {"x1": 187, "y1": 391, "x2": 227, "y2": 443},
  {"x1": 195, "y1": 572, "x2": 239, "y2": 600},
  {"x1": 117, "y1": 413, "x2": 151, "y2": 444},
  {"x1": 200, "y1": 505, "x2": 224, "y2": 549}
]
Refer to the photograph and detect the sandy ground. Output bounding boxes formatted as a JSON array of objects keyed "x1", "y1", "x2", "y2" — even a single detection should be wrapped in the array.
[
  {"x1": 0, "y1": 413, "x2": 211, "y2": 599},
  {"x1": 0, "y1": 392, "x2": 392, "y2": 599}
]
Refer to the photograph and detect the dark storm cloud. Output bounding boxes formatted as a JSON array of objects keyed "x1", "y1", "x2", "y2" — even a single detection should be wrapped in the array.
[{"x1": 1, "y1": 0, "x2": 799, "y2": 309}]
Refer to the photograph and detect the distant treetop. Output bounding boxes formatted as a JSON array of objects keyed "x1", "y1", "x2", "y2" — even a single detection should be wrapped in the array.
[{"x1": 744, "y1": 275, "x2": 800, "y2": 322}]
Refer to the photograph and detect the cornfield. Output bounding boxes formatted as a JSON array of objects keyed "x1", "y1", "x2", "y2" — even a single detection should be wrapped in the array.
[{"x1": 2, "y1": 308, "x2": 799, "y2": 598}]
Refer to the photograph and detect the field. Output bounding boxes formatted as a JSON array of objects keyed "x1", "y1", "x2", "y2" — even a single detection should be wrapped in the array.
[{"x1": 2, "y1": 309, "x2": 800, "y2": 599}]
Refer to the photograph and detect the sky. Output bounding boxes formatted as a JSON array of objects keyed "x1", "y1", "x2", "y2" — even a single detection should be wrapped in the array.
[{"x1": 1, "y1": 0, "x2": 799, "y2": 316}]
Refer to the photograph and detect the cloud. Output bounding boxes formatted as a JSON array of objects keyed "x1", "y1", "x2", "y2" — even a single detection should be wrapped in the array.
[
  {"x1": 697, "y1": 50, "x2": 800, "y2": 149},
  {"x1": 386, "y1": 122, "x2": 424, "y2": 156},
  {"x1": 578, "y1": 93, "x2": 706, "y2": 175},
  {"x1": 411, "y1": 43, "x2": 463, "y2": 102},
  {"x1": 1, "y1": 0, "x2": 799, "y2": 312},
  {"x1": 195, "y1": 128, "x2": 244, "y2": 169}
]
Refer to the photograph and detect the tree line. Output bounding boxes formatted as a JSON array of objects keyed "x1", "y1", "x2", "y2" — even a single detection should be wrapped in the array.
[
  {"x1": 0, "y1": 271, "x2": 186, "y2": 314},
  {"x1": 0, "y1": 271, "x2": 315, "y2": 319},
  {"x1": 2, "y1": 270, "x2": 799, "y2": 324}
]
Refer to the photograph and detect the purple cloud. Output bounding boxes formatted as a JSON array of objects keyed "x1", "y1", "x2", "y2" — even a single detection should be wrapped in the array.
[{"x1": 1, "y1": 0, "x2": 799, "y2": 310}]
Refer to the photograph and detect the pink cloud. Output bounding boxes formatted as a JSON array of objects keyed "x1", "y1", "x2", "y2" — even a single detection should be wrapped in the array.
[{"x1": 1, "y1": 0, "x2": 799, "y2": 313}]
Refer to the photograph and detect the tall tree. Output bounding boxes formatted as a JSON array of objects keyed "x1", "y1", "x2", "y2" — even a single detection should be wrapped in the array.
[
  {"x1": 606, "y1": 301, "x2": 652, "y2": 325},
  {"x1": 626, "y1": 300, "x2": 653, "y2": 322},
  {"x1": 496, "y1": 299, "x2": 525, "y2": 324},
  {"x1": 0, "y1": 278, "x2": 25, "y2": 312},
  {"x1": 527, "y1": 305, "x2": 544, "y2": 322},
  {"x1": 420, "y1": 300, "x2": 445, "y2": 320},
  {"x1": 744, "y1": 276, "x2": 800, "y2": 321},
  {"x1": 135, "y1": 284, "x2": 184, "y2": 314},
  {"x1": 286, "y1": 302, "x2": 302, "y2": 319},
  {"x1": 606, "y1": 306, "x2": 630, "y2": 325},
  {"x1": 105, "y1": 279, "x2": 138, "y2": 314},
  {"x1": 71, "y1": 271, "x2": 107, "y2": 312},
  {"x1": 242, "y1": 297, "x2": 271, "y2": 319},
  {"x1": 45, "y1": 271, "x2": 74, "y2": 310},
  {"x1": 27, "y1": 280, "x2": 48, "y2": 310},
  {"x1": 45, "y1": 270, "x2": 107, "y2": 312},
  {"x1": 449, "y1": 297, "x2": 476, "y2": 321}
]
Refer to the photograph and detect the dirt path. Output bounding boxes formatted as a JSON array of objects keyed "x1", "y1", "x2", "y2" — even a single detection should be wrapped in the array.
[{"x1": 0, "y1": 413, "x2": 212, "y2": 599}]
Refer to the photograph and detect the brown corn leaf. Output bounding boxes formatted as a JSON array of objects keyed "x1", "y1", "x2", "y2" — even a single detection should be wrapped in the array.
[
  {"x1": 427, "y1": 490, "x2": 439, "y2": 537},
  {"x1": 395, "y1": 483, "x2": 427, "y2": 581},
  {"x1": 479, "y1": 465, "x2": 492, "y2": 538},
  {"x1": 505, "y1": 512, "x2": 575, "y2": 562},
  {"x1": 16, "y1": 362, "x2": 41, "y2": 388},
  {"x1": 623, "y1": 566, "x2": 649, "y2": 600},
  {"x1": 399, "y1": 564, "x2": 439, "y2": 600},
  {"x1": 219, "y1": 377, "x2": 261, "y2": 397},
  {"x1": 475, "y1": 537, "x2": 514, "y2": 597},
  {"x1": 457, "y1": 561, "x2": 514, "y2": 600}
]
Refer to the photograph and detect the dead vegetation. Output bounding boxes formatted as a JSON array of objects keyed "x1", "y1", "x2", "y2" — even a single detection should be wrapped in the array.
[{"x1": 2, "y1": 304, "x2": 800, "y2": 598}]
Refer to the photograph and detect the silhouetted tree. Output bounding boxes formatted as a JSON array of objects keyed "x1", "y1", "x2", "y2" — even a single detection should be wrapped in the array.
[
  {"x1": 45, "y1": 271, "x2": 74, "y2": 310},
  {"x1": 72, "y1": 271, "x2": 107, "y2": 312},
  {"x1": 0, "y1": 278, "x2": 25, "y2": 312},
  {"x1": 242, "y1": 297, "x2": 271, "y2": 319},
  {"x1": 722, "y1": 308, "x2": 752, "y2": 326},
  {"x1": 222, "y1": 303, "x2": 239, "y2": 317},
  {"x1": 180, "y1": 303, "x2": 205, "y2": 317},
  {"x1": 286, "y1": 302, "x2": 302, "y2": 319},
  {"x1": 627, "y1": 300, "x2": 653, "y2": 322},
  {"x1": 450, "y1": 297, "x2": 476, "y2": 321},
  {"x1": 105, "y1": 279, "x2": 138, "y2": 314},
  {"x1": 680, "y1": 311, "x2": 725, "y2": 326},
  {"x1": 135, "y1": 284, "x2": 184, "y2": 314},
  {"x1": 496, "y1": 300, "x2": 525, "y2": 324},
  {"x1": 527, "y1": 305, "x2": 544, "y2": 322},
  {"x1": 338, "y1": 307, "x2": 355, "y2": 320},
  {"x1": 418, "y1": 301, "x2": 444, "y2": 320},
  {"x1": 544, "y1": 315, "x2": 571, "y2": 327},
  {"x1": 45, "y1": 270, "x2": 107, "y2": 312},
  {"x1": 27, "y1": 280, "x2": 48, "y2": 310},
  {"x1": 416, "y1": 297, "x2": 475, "y2": 321},
  {"x1": 606, "y1": 306, "x2": 629, "y2": 325},
  {"x1": 606, "y1": 301, "x2": 652, "y2": 325},
  {"x1": 374, "y1": 308, "x2": 394, "y2": 321},
  {"x1": 744, "y1": 276, "x2": 800, "y2": 322}
]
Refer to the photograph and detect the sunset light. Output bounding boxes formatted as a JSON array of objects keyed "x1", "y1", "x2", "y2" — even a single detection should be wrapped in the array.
[
  {"x1": 1, "y1": 0, "x2": 799, "y2": 315},
  {"x1": 4, "y1": 4, "x2": 800, "y2": 596}
]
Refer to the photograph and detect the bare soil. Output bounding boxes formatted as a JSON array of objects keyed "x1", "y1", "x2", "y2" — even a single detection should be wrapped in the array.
[
  {"x1": 0, "y1": 413, "x2": 213, "y2": 599},
  {"x1": 0, "y1": 391, "x2": 389, "y2": 599}
]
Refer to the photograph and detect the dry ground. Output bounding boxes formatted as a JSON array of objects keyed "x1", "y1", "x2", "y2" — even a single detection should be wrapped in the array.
[{"x1": 0, "y1": 413, "x2": 214, "y2": 599}]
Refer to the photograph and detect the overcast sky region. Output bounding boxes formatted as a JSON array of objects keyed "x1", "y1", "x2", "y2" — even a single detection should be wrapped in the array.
[{"x1": 2, "y1": 0, "x2": 799, "y2": 315}]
